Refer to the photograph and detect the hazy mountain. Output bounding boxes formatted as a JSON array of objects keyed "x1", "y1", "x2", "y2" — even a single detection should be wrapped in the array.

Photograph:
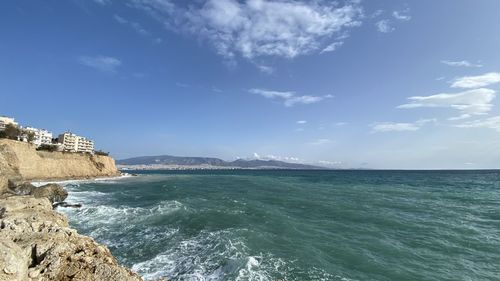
[{"x1": 117, "y1": 155, "x2": 324, "y2": 169}]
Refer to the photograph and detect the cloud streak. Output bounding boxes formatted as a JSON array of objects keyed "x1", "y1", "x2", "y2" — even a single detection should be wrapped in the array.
[
  {"x1": 441, "y1": 60, "x2": 483, "y2": 68},
  {"x1": 451, "y1": 72, "x2": 500, "y2": 89},
  {"x1": 455, "y1": 116, "x2": 500, "y2": 132},
  {"x1": 250, "y1": 88, "x2": 330, "y2": 107},
  {"x1": 372, "y1": 119, "x2": 435, "y2": 133},
  {"x1": 78, "y1": 55, "x2": 122, "y2": 73},
  {"x1": 398, "y1": 88, "x2": 496, "y2": 117}
]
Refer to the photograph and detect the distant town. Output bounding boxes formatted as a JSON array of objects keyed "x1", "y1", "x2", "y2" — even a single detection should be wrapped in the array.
[{"x1": 0, "y1": 115, "x2": 104, "y2": 155}]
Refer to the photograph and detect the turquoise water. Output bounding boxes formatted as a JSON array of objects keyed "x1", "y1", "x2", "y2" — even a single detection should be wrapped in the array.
[{"x1": 60, "y1": 170, "x2": 500, "y2": 281}]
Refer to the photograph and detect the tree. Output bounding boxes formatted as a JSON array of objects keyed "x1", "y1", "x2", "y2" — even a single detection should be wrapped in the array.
[
  {"x1": 24, "y1": 131, "x2": 36, "y2": 143},
  {"x1": 2, "y1": 124, "x2": 21, "y2": 140}
]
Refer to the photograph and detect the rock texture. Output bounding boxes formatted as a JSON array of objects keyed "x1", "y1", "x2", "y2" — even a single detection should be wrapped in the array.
[
  {"x1": 0, "y1": 139, "x2": 145, "y2": 280},
  {"x1": 0, "y1": 139, "x2": 120, "y2": 186},
  {"x1": 0, "y1": 195, "x2": 143, "y2": 281}
]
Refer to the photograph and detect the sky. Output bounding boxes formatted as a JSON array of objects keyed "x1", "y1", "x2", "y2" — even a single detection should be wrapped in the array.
[{"x1": 1, "y1": 0, "x2": 500, "y2": 169}]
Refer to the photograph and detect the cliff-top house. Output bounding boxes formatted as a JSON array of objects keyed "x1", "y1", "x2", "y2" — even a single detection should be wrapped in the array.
[
  {"x1": 0, "y1": 116, "x2": 17, "y2": 130},
  {"x1": 58, "y1": 132, "x2": 94, "y2": 153},
  {"x1": 23, "y1": 126, "x2": 53, "y2": 147}
]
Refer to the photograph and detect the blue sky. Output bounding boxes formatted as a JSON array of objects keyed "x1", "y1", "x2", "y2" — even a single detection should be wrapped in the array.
[{"x1": 1, "y1": 0, "x2": 500, "y2": 169}]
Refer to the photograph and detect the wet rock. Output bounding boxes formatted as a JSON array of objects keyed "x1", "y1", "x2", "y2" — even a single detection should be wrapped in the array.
[
  {"x1": 31, "y1": 184, "x2": 68, "y2": 204},
  {"x1": 53, "y1": 202, "x2": 82, "y2": 209}
]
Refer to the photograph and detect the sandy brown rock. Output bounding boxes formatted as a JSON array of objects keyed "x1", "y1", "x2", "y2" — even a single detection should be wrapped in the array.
[
  {"x1": 0, "y1": 139, "x2": 120, "y2": 183},
  {"x1": 0, "y1": 195, "x2": 142, "y2": 281}
]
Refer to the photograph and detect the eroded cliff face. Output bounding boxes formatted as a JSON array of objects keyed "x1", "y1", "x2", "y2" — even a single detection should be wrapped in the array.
[{"x1": 0, "y1": 139, "x2": 120, "y2": 191}]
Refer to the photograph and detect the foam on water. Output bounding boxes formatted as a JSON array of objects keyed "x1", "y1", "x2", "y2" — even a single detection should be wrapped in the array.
[{"x1": 60, "y1": 170, "x2": 500, "y2": 281}]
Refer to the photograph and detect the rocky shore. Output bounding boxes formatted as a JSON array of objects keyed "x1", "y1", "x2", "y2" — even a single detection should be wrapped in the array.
[
  {"x1": 0, "y1": 139, "x2": 147, "y2": 280},
  {"x1": 0, "y1": 181, "x2": 144, "y2": 281}
]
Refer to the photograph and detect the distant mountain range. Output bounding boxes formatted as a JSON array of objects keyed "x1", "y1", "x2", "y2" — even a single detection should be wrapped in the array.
[{"x1": 116, "y1": 155, "x2": 325, "y2": 169}]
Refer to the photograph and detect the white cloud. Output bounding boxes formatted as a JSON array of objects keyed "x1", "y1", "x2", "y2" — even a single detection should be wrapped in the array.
[
  {"x1": 250, "y1": 88, "x2": 328, "y2": 107},
  {"x1": 114, "y1": 14, "x2": 127, "y2": 24},
  {"x1": 372, "y1": 122, "x2": 419, "y2": 132},
  {"x1": 321, "y1": 41, "x2": 344, "y2": 53},
  {"x1": 398, "y1": 88, "x2": 496, "y2": 116},
  {"x1": 114, "y1": 14, "x2": 150, "y2": 36},
  {"x1": 284, "y1": 95, "x2": 324, "y2": 107},
  {"x1": 257, "y1": 65, "x2": 274, "y2": 74},
  {"x1": 451, "y1": 72, "x2": 500, "y2": 89},
  {"x1": 78, "y1": 55, "x2": 122, "y2": 72},
  {"x1": 441, "y1": 60, "x2": 482, "y2": 68},
  {"x1": 297, "y1": 120, "x2": 307, "y2": 124},
  {"x1": 392, "y1": 9, "x2": 411, "y2": 21},
  {"x1": 334, "y1": 122, "x2": 348, "y2": 126},
  {"x1": 131, "y1": 0, "x2": 362, "y2": 60},
  {"x1": 455, "y1": 116, "x2": 500, "y2": 132},
  {"x1": 308, "y1": 138, "x2": 333, "y2": 145},
  {"x1": 252, "y1": 153, "x2": 300, "y2": 162},
  {"x1": 372, "y1": 119, "x2": 435, "y2": 133},
  {"x1": 448, "y1": 114, "x2": 471, "y2": 121},
  {"x1": 94, "y1": 0, "x2": 111, "y2": 5},
  {"x1": 376, "y1": 20, "x2": 394, "y2": 33}
]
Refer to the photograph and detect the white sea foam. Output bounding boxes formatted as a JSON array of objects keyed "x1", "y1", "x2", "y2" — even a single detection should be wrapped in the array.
[{"x1": 31, "y1": 173, "x2": 135, "y2": 187}]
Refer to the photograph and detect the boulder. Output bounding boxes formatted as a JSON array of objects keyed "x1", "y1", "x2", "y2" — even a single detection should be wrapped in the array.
[
  {"x1": 31, "y1": 184, "x2": 68, "y2": 204},
  {"x1": 8, "y1": 183, "x2": 68, "y2": 204}
]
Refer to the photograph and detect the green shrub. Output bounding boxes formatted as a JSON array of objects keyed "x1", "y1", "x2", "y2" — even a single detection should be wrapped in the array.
[
  {"x1": 36, "y1": 144, "x2": 59, "y2": 152},
  {"x1": 94, "y1": 150, "x2": 109, "y2": 156}
]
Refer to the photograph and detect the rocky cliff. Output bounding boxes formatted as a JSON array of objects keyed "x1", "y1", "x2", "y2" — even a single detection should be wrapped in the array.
[
  {"x1": 0, "y1": 139, "x2": 145, "y2": 280},
  {"x1": 0, "y1": 139, "x2": 120, "y2": 193}
]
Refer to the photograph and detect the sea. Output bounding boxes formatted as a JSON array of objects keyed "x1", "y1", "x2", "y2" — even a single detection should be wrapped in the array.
[{"x1": 58, "y1": 170, "x2": 500, "y2": 281}]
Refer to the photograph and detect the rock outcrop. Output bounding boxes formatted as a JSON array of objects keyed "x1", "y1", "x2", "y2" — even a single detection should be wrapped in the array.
[
  {"x1": 0, "y1": 195, "x2": 143, "y2": 281},
  {"x1": 0, "y1": 139, "x2": 120, "y2": 187},
  {"x1": 0, "y1": 139, "x2": 145, "y2": 280},
  {"x1": 9, "y1": 183, "x2": 68, "y2": 204}
]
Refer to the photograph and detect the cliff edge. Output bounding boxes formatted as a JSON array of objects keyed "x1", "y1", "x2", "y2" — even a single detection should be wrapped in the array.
[
  {"x1": 0, "y1": 139, "x2": 145, "y2": 280},
  {"x1": 0, "y1": 139, "x2": 120, "y2": 193}
]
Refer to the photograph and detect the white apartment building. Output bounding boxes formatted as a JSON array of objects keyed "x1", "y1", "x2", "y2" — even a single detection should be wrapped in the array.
[
  {"x1": 58, "y1": 132, "x2": 94, "y2": 153},
  {"x1": 0, "y1": 116, "x2": 18, "y2": 131},
  {"x1": 23, "y1": 126, "x2": 53, "y2": 147}
]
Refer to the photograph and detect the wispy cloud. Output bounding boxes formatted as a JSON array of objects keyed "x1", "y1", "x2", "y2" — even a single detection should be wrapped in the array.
[
  {"x1": 392, "y1": 9, "x2": 411, "y2": 21},
  {"x1": 78, "y1": 55, "x2": 122, "y2": 73},
  {"x1": 376, "y1": 8, "x2": 411, "y2": 33},
  {"x1": 114, "y1": 14, "x2": 150, "y2": 36},
  {"x1": 252, "y1": 153, "x2": 300, "y2": 162},
  {"x1": 130, "y1": 0, "x2": 362, "y2": 60},
  {"x1": 441, "y1": 60, "x2": 483, "y2": 68},
  {"x1": 372, "y1": 119, "x2": 434, "y2": 133},
  {"x1": 308, "y1": 138, "x2": 333, "y2": 145},
  {"x1": 257, "y1": 65, "x2": 274, "y2": 74},
  {"x1": 250, "y1": 88, "x2": 330, "y2": 107},
  {"x1": 398, "y1": 88, "x2": 496, "y2": 117},
  {"x1": 455, "y1": 116, "x2": 500, "y2": 132},
  {"x1": 297, "y1": 120, "x2": 307, "y2": 124},
  {"x1": 93, "y1": 0, "x2": 111, "y2": 5},
  {"x1": 376, "y1": 20, "x2": 394, "y2": 33},
  {"x1": 451, "y1": 72, "x2": 500, "y2": 89},
  {"x1": 321, "y1": 41, "x2": 344, "y2": 53}
]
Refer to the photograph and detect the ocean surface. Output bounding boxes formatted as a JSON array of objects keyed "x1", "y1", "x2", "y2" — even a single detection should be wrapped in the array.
[{"x1": 59, "y1": 170, "x2": 500, "y2": 281}]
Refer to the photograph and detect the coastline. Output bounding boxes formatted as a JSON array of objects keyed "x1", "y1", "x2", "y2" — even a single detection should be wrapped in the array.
[
  {"x1": 0, "y1": 175, "x2": 146, "y2": 281},
  {"x1": 0, "y1": 140, "x2": 149, "y2": 280},
  {"x1": 30, "y1": 173, "x2": 134, "y2": 187}
]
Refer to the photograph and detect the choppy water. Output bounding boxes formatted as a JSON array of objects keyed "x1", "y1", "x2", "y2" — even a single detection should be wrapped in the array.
[{"x1": 59, "y1": 170, "x2": 500, "y2": 281}]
